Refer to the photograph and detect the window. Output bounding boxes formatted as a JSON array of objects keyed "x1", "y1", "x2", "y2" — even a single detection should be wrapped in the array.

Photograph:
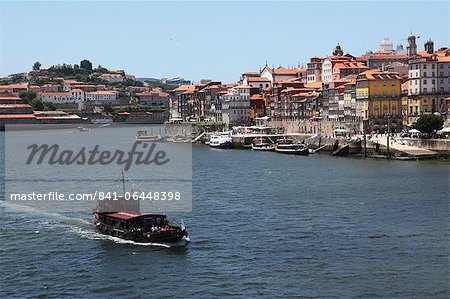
[
  {"x1": 374, "y1": 81, "x2": 378, "y2": 87},
  {"x1": 423, "y1": 64, "x2": 427, "y2": 69},
  {"x1": 391, "y1": 80, "x2": 396, "y2": 86},
  {"x1": 391, "y1": 90, "x2": 396, "y2": 97},
  {"x1": 423, "y1": 79, "x2": 427, "y2": 84},
  {"x1": 432, "y1": 64, "x2": 435, "y2": 69},
  {"x1": 382, "y1": 90, "x2": 387, "y2": 96},
  {"x1": 424, "y1": 72, "x2": 427, "y2": 77},
  {"x1": 382, "y1": 81, "x2": 386, "y2": 86},
  {"x1": 424, "y1": 88, "x2": 427, "y2": 93}
]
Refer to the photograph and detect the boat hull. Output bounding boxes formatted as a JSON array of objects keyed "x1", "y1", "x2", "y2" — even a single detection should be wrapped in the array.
[
  {"x1": 210, "y1": 141, "x2": 234, "y2": 149},
  {"x1": 275, "y1": 148, "x2": 310, "y2": 155},
  {"x1": 94, "y1": 220, "x2": 188, "y2": 245}
]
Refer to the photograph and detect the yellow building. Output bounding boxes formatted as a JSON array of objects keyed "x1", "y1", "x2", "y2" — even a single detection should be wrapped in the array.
[{"x1": 356, "y1": 70, "x2": 402, "y2": 132}]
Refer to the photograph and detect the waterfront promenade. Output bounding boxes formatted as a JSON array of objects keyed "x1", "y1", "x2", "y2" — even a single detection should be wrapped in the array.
[{"x1": 370, "y1": 135, "x2": 438, "y2": 157}]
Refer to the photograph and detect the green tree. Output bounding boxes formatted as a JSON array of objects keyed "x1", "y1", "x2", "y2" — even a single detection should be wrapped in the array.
[
  {"x1": 19, "y1": 90, "x2": 37, "y2": 103},
  {"x1": 43, "y1": 102, "x2": 56, "y2": 111},
  {"x1": 103, "y1": 102, "x2": 114, "y2": 114},
  {"x1": 96, "y1": 65, "x2": 108, "y2": 73},
  {"x1": 80, "y1": 59, "x2": 93, "y2": 71},
  {"x1": 30, "y1": 98, "x2": 45, "y2": 111},
  {"x1": 416, "y1": 114, "x2": 444, "y2": 135},
  {"x1": 33, "y1": 61, "x2": 41, "y2": 71}
]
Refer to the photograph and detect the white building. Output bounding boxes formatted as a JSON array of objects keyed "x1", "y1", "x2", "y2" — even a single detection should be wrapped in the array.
[
  {"x1": 99, "y1": 74, "x2": 124, "y2": 83},
  {"x1": 39, "y1": 89, "x2": 85, "y2": 104},
  {"x1": 85, "y1": 91, "x2": 118, "y2": 102},
  {"x1": 221, "y1": 86, "x2": 251, "y2": 126}
]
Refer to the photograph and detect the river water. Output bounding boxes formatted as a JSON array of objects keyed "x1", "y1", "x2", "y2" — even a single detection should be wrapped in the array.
[{"x1": 1, "y1": 131, "x2": 449, "y2": 298}]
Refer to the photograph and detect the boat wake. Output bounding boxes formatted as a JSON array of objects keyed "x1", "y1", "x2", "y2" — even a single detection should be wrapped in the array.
[{"x1": 72, "y1": 226, "x2": 189, "y2": 248}]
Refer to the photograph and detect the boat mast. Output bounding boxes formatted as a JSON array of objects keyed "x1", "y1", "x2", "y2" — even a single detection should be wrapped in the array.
[{"x1": 121, "y1": 168, "x2": 126, "y2": 195}]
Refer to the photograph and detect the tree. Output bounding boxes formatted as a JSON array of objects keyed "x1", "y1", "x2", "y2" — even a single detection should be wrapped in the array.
[
  {"x1": 96, "y1": 65, "x2": 108, "y2": 73},
  {"x1": 19, "y1": 90, "x2": 37, "y2": 103},
  {"x1": 80, "y1": 59, "x2": 93, "y2": 71},
  {"x1": 103, "y1": 102, "x2": 114, "y2": 114},
  {"x1": 33, "y1": 61, "x2": 41, "y2": 71},
  {"x1": 416, "y1": 114, "x2": 444, "y2": 135},
  {"x1": 30, "y1": 98, "x2": 45, "y2": 111},
  {"x1": 43, "y1": 102, "x2": 56, "y2": 111}
]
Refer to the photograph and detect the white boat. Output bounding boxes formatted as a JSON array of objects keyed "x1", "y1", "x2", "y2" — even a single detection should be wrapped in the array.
[
  {"x1": 75, "y1": 126, "x2": 89, "y2": 132},
  {"x1": 275, "y1": 138, "x2": 309, "y2": 155},
  {"x1": 135, "y1": 130, "x2": 164, "y2": 142},
  {"x1": 209, "y1": 132, "x2": 234, "y2": 149},
  {"x1": 251, "y1": 137, "x2": 275, "y2": 151}
]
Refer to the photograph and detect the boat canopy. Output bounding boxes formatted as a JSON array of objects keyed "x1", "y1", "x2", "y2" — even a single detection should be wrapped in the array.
[
  {"x1": 107, "y1": 212, "x2": 165, "y2": 220},
  {"x1": 334, "y1": 128, "x2": 348, "y2": 133}
]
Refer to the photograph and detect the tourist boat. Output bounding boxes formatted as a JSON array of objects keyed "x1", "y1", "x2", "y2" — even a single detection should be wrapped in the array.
[
  {"x1": 93, "y1": 171, "x2": 189, "y2": 246},
  {"x1": 94, "y1": 211, "x2": 188, "y2": 245},
  {"x1": 209, "y1": 132, "x2": 234, "y2": 149},
  {"x1": 275, "y1": 138, "x2": 309, "y2": 155},
  {"x1": 251, "y1": 137, "x2": 275, "y2": 151},
  {"x1": 135, "y1": 130, "x2": 164, "y2": 142}
]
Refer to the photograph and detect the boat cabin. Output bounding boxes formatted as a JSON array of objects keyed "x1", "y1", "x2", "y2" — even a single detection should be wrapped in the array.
[{"x1": 96, "y1": 212, "x2": 169, "y2": 233}]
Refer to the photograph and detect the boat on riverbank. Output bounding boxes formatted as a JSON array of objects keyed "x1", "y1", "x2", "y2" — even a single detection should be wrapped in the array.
[
  {"x1": 251, "y1": 137, "x2": 275, "y2": 151},
  {"x1": 275, "y1": 138, "x2": 309, "y2": 155},
  {"x1": 210, "y1": 132, "x2": 234, "y2": 149}
]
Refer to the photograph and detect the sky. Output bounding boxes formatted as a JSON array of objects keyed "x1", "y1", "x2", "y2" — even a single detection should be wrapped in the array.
[{"x1": 0, "y1": 1, "x2": 449, "y2": 83}]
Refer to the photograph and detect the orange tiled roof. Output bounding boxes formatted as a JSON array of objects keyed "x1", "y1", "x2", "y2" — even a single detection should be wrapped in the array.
[
  {"x1": 273, "y1": 68, "x2": 302, "y2": 75},
  {"x1": 87, "y1": 91, "x2": 115, "y2": 95},
  {"x1": 0, "y1": 104, "x2": 31, "y2": 108},
  {"x1": 172, "y1": 85, "x2": 195, "y2": 92},
  {"x1": 248, "y1": 77, "x2": 271, "y2": 82},
  {"x1": 0, "y1": 114, "x2": 36, "y2": 119},
  {"x1": 40, "y1": 92, "x2": 69, "y2": 96}
]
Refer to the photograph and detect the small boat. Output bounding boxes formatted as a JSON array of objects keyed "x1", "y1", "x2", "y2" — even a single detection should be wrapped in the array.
[
  {"x1": 275, "y1": 138, "x2": 309, "y2": 155},
  {"x1": 209, "y1": 132, "x2": 234, "y2": 149},
  {"x1": 135, "y1": 130, "x2": 164, "y2": 142},
  {"x1": 172, "y1": 135, "x2": 191, "y2": 143},
  {"x1": 251, "y1": 137, "x2": 275, "y2": 151},
  {"x1": 93, "y1": 171, "x2": 188, "y2": 246},
  {"x1": 75, "y1": 126, "x2": 89, "y2": 132}
]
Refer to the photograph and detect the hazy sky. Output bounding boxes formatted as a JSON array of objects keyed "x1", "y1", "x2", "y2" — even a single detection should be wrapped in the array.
[{"x1": 0, "y1": 1, "x2": 448, "y2": 83}]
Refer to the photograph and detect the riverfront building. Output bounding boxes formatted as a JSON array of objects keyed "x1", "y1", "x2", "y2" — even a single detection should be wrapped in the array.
[{"x1": 356, "y1": 70, "x2": 402, "y2": 131}]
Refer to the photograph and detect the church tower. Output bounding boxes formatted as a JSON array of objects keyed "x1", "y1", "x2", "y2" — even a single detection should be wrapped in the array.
[
  {"x1": 333, "y1": 43, "x2": 344, "y2": 56},
  {"x1": 407, "y1": 33, "x2": 417, "y2": 56}
]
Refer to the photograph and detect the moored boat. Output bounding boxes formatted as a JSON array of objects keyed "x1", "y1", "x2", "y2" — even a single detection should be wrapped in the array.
[
  {"x1": 275, "y1": 138, "x2": 309, "y2": 155},
  {"x1": 135, "y1": 130, "x2": 164, "y2": 142},
  {"x1": 209, "y1": 132, "x2": 234, "y2": 149},
  {"x1": 251, "y1": 137, "x2": 275, "y2": 151}
]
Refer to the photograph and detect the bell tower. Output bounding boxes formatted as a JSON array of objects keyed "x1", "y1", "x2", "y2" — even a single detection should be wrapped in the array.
[{"x1": 407, "y1": 33, "x2": 417, "y2": 57}]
